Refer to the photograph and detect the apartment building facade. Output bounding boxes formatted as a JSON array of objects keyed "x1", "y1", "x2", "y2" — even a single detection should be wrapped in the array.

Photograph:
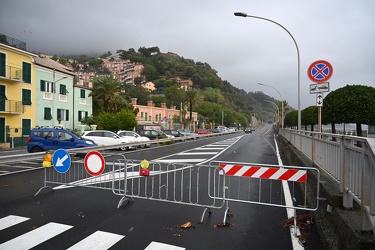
[
  {"x1": 0, "y1": 42, "x2": 37, "y2": 147},
  {"x1": 34, "y1": 56, "x2": 93, "y2": 131}
]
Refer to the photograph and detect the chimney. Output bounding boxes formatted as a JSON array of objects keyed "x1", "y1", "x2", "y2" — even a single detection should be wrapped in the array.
[
  {"x1": 147, "y1": 100, "x2": 153, "y2": 107},
  {"x1": 131, "y1": 98, "x2": 137, "y2": 105},
  {"x1": 161, "y1": 103, "x2": 166, "y2": 109}
]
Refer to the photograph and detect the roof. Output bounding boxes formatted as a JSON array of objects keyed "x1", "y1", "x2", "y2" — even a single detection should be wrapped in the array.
[{"x1": 34, "y1": 56, "x2": 75, "y2": 76}]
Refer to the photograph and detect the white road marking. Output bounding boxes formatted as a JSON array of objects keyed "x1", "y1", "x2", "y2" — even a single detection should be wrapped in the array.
[
  {"x1": 177, "y1": 152, "x2": 217, "y2": 155},
  {"x1": 67, "y1": 231, "x2": 124, "y2": 250},
  {"x1": 145, "y1": 241, "x2": 185, "y2": 250},
  {"x1": 0, "y1": 215, "x2": 30, "y2": 231},
  {"x1": 155, "y1": 159, "x2": 205, "y2": 163},
  {"x1": 274, "y1": 135, "x2": 304, "y2": 250},
  {"x1": 0, "y1": 222, "x2": 73, "y2": 250}
]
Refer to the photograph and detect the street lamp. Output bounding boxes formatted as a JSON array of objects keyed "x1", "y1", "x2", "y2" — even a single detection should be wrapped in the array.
[
  {"x1": 265, "y1": 108, "x2": 278, "y2": 123},
  {"x1": 259, "y1": 83, "x2": 284, "y2": 128},
  {"x1": 234, "y1": 12, "x2": 301, "y2": 131},
  {"x1": 264, "y1": 100, "x2": 279, "y2": 124}
]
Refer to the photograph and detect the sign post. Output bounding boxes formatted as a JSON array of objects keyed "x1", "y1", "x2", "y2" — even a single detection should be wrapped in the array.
[{"x1": 308, "y1": 60, "x2": 333, "y2": 133}]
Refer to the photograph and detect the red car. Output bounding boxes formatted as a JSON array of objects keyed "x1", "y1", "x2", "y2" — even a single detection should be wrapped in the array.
[{"x1": 195, "y1": 129, "x2": 213, "y2": 135}]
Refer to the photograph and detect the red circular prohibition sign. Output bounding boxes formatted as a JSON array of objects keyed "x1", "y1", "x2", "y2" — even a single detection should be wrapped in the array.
[
  {"x1": 84, "y1": 150, "x2": 105, "y2": 176},
  {"x1": 308, "y1": 60, "x2": 333, "y2": 83}
]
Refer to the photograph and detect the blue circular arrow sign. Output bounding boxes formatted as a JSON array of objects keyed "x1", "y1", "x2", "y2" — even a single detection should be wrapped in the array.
[
  {"x1": 308, "y1": 60, "x2": 333, "y2": 83},
  {"x1": 52, "y1": 149, "x2": 71, "y2": 173}
]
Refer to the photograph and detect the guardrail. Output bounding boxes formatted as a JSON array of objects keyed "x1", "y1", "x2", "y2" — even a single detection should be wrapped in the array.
[{"x1": 279, "y1": 128, "x2": 375, "y2": 232}]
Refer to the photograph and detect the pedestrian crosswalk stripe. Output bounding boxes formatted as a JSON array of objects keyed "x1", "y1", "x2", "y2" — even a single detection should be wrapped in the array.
[
  {"x1": 0, "y1": 215, "x2": 30, "y2": 231},
  {"x1": 67, "y1": 231, "x2": 124, "y2": 250},
  {"x1": 145, "y1": 241, "x2": 185, "y2": 250},
  {"x1": 0, "y1": 222, "x2": 72, "y2": 250}
]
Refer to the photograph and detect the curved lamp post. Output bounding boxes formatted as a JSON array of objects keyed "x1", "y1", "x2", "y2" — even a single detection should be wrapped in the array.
[
  {"x1": 265, "y1": 108, "x2": 278, "y2": 123},
  {"x1": 264, "y1": 100, "x2": 279, "y2": 124},
  {"x1": 235, "y1": 12, "x2": 301, "y2": 131},
  {"x1": 259, "y1": 83, "x2": 284, "y2": 128}
]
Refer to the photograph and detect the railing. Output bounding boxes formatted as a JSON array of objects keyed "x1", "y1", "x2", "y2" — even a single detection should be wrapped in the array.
[
  {"x1": 0, "y1": 65, "x2": 22, "y2": 82},
  {"x1": 279, "y1": 128, "x2": 375, "y2": 232},
  {"x1": 0, "y1": 100, "x2": 23, "y2": 114}
]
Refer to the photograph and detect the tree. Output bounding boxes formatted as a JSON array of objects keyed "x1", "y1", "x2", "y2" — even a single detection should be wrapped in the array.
[
  {"x1": 123, "y1": 85, "x2": 150, "y2": 105},
  {"x1": 89, "y1": 76, "x2": 123, "y2": 113},
  {"x1": 302, "y1": 106, "x2": 318, "y2": 131},
  {"x1": 142, "y1": 64, "x2": 159, "y2": 81},
  {"x1": 164, "y1": 85, "x2": 186, "y2": 109},
  {"x1": 284, "y1": 110, "x2": 298, "y2": 128},
  {"x1": 323, "y1": 85, "x2": 375, "y2": 137},
  {"x1": 100, "y1": 51, "x2": 112, "y2": 59},
  {"x1": 185, "y1": 90, "x2": 199, "y2": 121},
  {"x1": 95, "y1": 109, "x2": 137, "y2": 131}
]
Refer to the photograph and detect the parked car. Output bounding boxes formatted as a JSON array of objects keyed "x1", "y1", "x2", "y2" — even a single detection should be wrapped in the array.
[
  {"x1": 245, "y1": 127, "x2": 252, "y2": 134},
  {"x1": 27, "y1": 127, "x2": 97, "y2": 153},
  {"x1": 163, "y1": 129, "x2": 186, "y2": 142},
  {"x1": 177, "y1": 129, "x2": 198, "y2": 140},
  {"x1": 117, "y1": 130, "x2": 151, "y2": 148},
  {"x1": 139, "y1": 129, "x2": 174, "y2": 140},
  {"x1": 195, "y1": 129, "x2": 213, "y2": 135},
  {"x1": 81, "y1": 130, "x2": 135, "y2": 150}
]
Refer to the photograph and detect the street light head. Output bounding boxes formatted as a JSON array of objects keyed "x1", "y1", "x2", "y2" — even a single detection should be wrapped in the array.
[
  {"x1": 234, "y1": 12, "x2": 248, "y2": 17},
  {"x1": 258, "y1": 83, "x2": 264, "y2": 86}
]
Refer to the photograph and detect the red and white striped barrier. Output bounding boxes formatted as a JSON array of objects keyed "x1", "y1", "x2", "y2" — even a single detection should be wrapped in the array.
[{"x1": 219, "y1": 164, "x2": 306, "y2": 182}]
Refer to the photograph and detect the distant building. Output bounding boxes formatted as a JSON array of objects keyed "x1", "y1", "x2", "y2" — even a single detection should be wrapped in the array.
[{"x1": 131, "y1": 98, "x2": 198, "y2": 131}]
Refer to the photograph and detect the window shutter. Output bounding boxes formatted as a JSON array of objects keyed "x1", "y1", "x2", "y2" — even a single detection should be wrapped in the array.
[
  {"x1": 22, "y1": 89, "x2": 32, "y2": 105},
  {"x1": 66, "y1": 110, "x2": 69, "y2": 121},
  {"x1": 0, "y1": 53, "x2": 5, "y2": 77},
  {"x1": 78, "y1": 111, "x2": 82, "y2": 121},
  {"x1": 22, "y1": 62, "x2": 31, "y2": 83},
  {"x1": 80, "y1": 89, "x2": 85, "y2": 98},
  {"x1": 40, "y1": 80, "x2": 45, "y2": 91}
]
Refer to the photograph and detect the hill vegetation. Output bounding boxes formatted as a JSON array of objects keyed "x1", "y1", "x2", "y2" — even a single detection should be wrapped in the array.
[{"x1": 60, "y1": 46, "x2": 286, "y2": 128}]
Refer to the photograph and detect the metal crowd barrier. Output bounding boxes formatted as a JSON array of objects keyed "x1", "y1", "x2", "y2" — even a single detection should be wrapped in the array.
[
  {"x1": 209, "y1": 160, "x2": 321, "y2": 235},
  {"x1": 209, "y1": 160, "x2": 320, "y2": 210},
  {"x1": 35, "y1": 154, "x2": 227, "y2": 223},
  {"x1": 112, "y1": 159, "x2": 227, "y2": 223}
]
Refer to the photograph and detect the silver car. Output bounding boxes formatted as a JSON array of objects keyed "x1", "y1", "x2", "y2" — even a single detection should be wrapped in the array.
[{"x1": 81, "y1": 130, "x2": 135, "y2": 150}]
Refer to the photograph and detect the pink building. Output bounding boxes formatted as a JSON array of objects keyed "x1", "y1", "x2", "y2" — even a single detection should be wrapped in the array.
[{"x1": 131, "y1": 98, "x2": 198, "y2": 130}]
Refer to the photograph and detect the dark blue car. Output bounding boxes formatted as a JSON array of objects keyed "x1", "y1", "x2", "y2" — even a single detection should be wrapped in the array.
[{"x1": 27, "y1": 127, "x2": 97, "y2": 153}]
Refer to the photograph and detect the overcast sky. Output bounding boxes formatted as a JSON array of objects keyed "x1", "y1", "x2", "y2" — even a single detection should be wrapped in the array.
[{"x1": 1, "y1": 0, "x2": 374, "y2": 110}]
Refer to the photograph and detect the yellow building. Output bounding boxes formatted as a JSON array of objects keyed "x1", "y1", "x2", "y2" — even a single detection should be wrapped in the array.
[{"x1": 0, "y1": 42, "x2": 37, "y2": 148}]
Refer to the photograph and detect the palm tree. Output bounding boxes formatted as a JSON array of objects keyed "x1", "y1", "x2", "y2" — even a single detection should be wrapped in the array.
[
  {"x1": 89, "y1": 76, "x2": 123, "y2": 113},
  {"x1": 185, "y1": 90, "x2": 198, "y2": 121}
]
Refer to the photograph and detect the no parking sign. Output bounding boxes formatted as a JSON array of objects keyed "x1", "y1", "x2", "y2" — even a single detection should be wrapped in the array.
[{"x1": 308, "y1": 60, "x2": 333, "y2": 83}]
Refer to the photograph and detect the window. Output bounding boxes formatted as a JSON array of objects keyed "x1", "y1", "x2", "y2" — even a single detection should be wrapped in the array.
[
  {"x1": 22, "y1": 62, "x2": 31, "y2": 83},
  {"x1": 78, "y1": 111, "x2": 88, "y2": 121},
  {"x1": 80, "y1": 89, "x2": 85, "y2": 98},
  {"x1": 59, "y1": 84, "x2": 68, "y2": 95},
  {"x1": 57, "y1": 109, "x2": 69, "y2": 121},
  {"x1": 0, "y1": 53, "x2": 5, "y2": 77},
  {"x1": 58, "y1": 132, "x2": 73, "y2": 141},
  {"x1": 40, "y1": 80, "x2": 53, "y2": 92},
  {"x1": 22, "y1": 89, "x2": 32, "y2": 105},
  {"x1": 44, "y1": 107, "x2": 52, "y2": 120},
  {"x1": 141, "y1": 112, "x2": 144, "y2": 118}
]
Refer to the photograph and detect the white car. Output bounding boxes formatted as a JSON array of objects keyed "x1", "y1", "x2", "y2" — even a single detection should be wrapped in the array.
[
  {"x1": 117, "y1": 130, "x2": 151, "y2": 148},
  {"x1": 81, "y1": 130, "x2": 135, "y2": 151}
]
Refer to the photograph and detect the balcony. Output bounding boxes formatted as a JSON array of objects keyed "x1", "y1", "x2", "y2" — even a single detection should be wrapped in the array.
[
  {"x1": 0, "y1": 65, "x2": 22, "y2": 83},
  {"x1": 0, "y1": 100, "x2": 24, "y2": 114}
]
